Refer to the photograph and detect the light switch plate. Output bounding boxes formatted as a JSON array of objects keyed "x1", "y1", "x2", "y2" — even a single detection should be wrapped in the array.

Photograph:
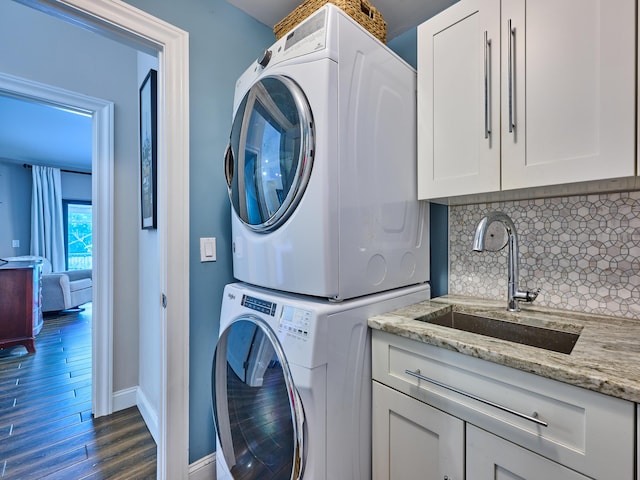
[{"x1": 200, "y1": 237, "x2": 216, "y2": 262}]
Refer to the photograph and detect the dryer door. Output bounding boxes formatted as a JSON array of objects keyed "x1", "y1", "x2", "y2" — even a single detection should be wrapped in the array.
[
  {"x1": 224, "y1": 76, "x2": 314, "y2": 233},
  {"x1": 212, "y1": 315, "x2": 306, "y2": 480}
]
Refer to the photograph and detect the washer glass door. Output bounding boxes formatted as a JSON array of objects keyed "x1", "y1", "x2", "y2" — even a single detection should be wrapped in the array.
[
  {"x1": 225, "y1": 76, "x2": 314, "y2": 233},
  {"x1": 212, "y1": 316, "x2": 306, "y2": 480}
]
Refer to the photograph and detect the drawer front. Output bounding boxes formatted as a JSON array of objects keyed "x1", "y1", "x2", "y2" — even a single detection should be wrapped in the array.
[{"x1": 372, "y1": 330, "x2": 634, "y2": 480}]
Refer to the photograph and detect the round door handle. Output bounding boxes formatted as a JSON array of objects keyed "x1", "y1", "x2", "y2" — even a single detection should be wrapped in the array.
[{"x1": 224, "y1": 143, "x2": 234, "y2": 188}]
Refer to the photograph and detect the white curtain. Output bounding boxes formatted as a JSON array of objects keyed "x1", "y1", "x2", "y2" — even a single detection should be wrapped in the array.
[{"x1": 31, "y1": 165, "x2": 66, "y2": 272}]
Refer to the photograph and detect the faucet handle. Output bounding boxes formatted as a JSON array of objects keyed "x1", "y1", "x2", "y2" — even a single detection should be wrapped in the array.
[{"x1": 526, "y1": 288, "x2": 541, "y2": 302}]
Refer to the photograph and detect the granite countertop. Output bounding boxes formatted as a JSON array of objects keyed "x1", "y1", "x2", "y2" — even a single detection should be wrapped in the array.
[{"x1": 369, "y1": 294, "x2": 640, "y2": 403}]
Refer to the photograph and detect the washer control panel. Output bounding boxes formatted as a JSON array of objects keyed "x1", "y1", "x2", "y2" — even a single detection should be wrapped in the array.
[
  {"x1": 279, "y1": 305, "x2": 312, "y2": 341},
  {"x1": 241, "y1": 294, "x2": 276, "y2": 316},
  {"x1": 240, "y1": 294, "x2": 313, "y2": 343}
]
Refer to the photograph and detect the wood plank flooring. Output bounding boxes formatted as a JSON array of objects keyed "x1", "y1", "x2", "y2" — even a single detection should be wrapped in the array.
[{"x1": 0, "y1": 306, "x2": 157, "y2": 479}]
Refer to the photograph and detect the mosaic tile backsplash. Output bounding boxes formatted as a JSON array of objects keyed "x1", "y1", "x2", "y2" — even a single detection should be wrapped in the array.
[{"x1": 449, "y1": 191, "x2": 640, "y2": 320}]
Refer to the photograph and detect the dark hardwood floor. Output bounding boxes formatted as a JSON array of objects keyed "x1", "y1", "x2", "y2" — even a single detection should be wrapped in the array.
[{"x1": 0, "y1": 305, "x2": 157, "y2": 479}]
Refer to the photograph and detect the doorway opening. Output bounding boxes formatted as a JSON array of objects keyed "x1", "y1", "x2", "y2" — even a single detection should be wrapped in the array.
[
  {"x1": 11, "y1": 1, "x2": 191, "y2": 478},
  {"x1": 0, "y1": 72, "x2": 114, "y2": 420}
]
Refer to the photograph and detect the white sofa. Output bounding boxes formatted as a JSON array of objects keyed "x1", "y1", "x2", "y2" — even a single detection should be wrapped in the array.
[{"x1": 5, "y1": 256, "x2": 92, "y2": 313}]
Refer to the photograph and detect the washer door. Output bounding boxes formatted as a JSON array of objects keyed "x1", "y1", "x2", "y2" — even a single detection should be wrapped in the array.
[
  {"x1": 224, "y1": 76, "x2": 314, "y2": 233},
  {"x1": 212, "y1": 316, "x2": 306, "y2": 480}
]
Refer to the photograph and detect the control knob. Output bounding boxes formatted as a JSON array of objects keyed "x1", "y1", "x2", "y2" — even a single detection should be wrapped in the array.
[{"x1": 257, "y1": 49, "x2": 272, "y2": 68}]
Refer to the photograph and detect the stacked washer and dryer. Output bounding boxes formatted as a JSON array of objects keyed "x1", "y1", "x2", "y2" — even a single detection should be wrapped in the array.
[{"x1": 212, "y1": 5, "x2": 430, "y2": 480}]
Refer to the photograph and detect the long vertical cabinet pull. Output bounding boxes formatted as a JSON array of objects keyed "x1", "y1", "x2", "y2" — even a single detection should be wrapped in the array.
[
  {"x1": 484, "y1": 30, "x2": 491, "y2": 139},
  {"x1": 507, "y1": 19, "x2": 515, "y2": 133}
]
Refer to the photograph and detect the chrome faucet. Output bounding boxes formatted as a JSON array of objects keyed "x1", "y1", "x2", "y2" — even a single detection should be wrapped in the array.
[{"x1": 472, "y1": 211, "x2": 539, "y2": 312}]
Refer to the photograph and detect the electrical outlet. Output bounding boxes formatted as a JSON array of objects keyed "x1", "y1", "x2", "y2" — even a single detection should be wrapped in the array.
[{"x1": 12, "y1": 240, "x2": 19, "y2": 248}]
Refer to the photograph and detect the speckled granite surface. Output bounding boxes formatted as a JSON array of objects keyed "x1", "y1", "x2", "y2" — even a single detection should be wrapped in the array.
[{"x1": 369, "y1": 294, "x2": 640, "y2": 403}]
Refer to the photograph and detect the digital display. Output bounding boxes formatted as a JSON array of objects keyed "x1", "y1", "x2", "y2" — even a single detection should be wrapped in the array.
[
  {"x1": 279, "y1": 305, "x2": 312, "y2": 340},
  {"x1": 241, "y1": 295, "x2": 277, "y2": 316}
]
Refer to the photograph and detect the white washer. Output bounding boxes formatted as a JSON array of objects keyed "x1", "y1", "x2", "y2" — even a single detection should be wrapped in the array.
[
  {"x1": 212, "y1": 282, "x2": 430, "y2": 480},
  {"x1": 224, "y1": 4, "x2": 429, "y2": 301}
]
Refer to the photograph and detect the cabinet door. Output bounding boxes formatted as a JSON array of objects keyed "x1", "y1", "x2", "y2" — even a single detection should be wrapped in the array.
[
  {"x1": 501, "y1": 0, "x2": 636, "y2": 190},
  {"x1": 372, "y1": 381, "x2": 464, "y2": 480},
  {"x1": 417, "y1": 0, "x2": 500, "y2": 199},
  {"x1": 467, "y1": 425, "x2": 589, "y2": 480}
]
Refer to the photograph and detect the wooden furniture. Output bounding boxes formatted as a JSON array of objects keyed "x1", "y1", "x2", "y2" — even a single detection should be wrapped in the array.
[{"x1": 0, "y1": 260, "x2": 43, "y2": 353}]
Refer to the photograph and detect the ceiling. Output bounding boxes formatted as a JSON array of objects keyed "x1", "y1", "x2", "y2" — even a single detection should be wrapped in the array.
[
  {"x1": 0, "y1": 93, "x2": 93, "y2": 173},
  {"x1": 226, "y1": 0, "x2": 458, "y2": 40}
]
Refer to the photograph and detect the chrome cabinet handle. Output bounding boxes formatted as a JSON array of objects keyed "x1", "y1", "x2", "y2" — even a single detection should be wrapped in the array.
[
  {"x1": 404, "y1": 369, "x2": 548, "y2": 427},
  {"x1": 508, "y1": 19, "x2": 515, "y2": 133},
  {"x1": 484, "y1": 31, "x2": 491, "y2": 139}
]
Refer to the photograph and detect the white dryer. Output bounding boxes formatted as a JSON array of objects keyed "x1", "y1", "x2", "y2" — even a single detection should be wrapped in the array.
[
  {"x1": 224, "y1": 4, "x2": 429, "y2": 301},
  {"x1": 212, "y1": 282, "x2": 430, "y2": 480}
]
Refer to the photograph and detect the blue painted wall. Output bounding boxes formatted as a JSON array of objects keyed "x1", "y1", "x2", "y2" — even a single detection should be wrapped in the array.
[
  {"x1": 0, "y1": 161, "x2": 31, "y2": 258},
  {"x1": 123, "y1": 0, "x2": 274, "y2": 462},
  {"x1": 428, "y1": 203, "x2": 449, "y2": 297},
  {"x1": 388, "y1": 28, "x2": 418, "y2": 68}
]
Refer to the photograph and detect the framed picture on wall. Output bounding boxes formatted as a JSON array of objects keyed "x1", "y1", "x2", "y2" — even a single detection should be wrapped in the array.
[{"x1": 139, "y1": 68, "x2": 157, "y2": 229}]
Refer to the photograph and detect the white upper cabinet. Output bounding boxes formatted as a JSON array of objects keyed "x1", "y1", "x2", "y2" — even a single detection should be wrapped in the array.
[
  {"x1": 501, "y1": 0, "x2": 635, "y2": 190},
  {"x1": 418, "y1": 0, "x2": 636, "y2": 199},
  {"x1": 417, "y1": 0, "x2": 501, "y2": 198}
]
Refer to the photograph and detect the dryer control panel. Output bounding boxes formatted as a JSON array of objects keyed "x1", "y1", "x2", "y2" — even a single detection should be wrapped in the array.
[
  {"x1": 243, "y1": 7, "x2": 328, "y2": 82},
  {"x1": 269, "y1": 8, "x2": 327, "y2": 69},
  {"x1": 282, "y1": 8, "x2": 327, "y2": 54}
]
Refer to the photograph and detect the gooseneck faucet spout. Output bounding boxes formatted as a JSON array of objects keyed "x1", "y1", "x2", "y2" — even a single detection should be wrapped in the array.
[{"x1": 472, "y1": 211, "x2": 539, "y2": 312}]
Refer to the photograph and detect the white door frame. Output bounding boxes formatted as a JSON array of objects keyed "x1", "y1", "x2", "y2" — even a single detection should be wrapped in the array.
[
  {"x1": 17, "y1": 1, "x2": 191, "y2": 478},
  {"x1": 0, "y1": 72, "x2": 115, "y2": 418}
]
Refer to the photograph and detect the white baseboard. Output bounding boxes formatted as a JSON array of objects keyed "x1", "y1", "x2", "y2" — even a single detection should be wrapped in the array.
[
  {"x1": 111, "y1": 386, "x2": 159, "y2": 443},
  {"x1": 115, "y1": 386, "x2": 212, "y2": 478},
  {"x1": 136, "y1": 387, "x2": 159, "y2": 443},
  {"x1": 112, "y1": 386, "x2": 137, "y2": 412},
  {"x1": 189, "y1": 453, "x2": 216, "y2": 480}
]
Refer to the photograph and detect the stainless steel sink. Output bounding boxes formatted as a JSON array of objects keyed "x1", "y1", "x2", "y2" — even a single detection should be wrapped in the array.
[{"x1": 416, "y1": 310, "x2": 580, "y2": 354}]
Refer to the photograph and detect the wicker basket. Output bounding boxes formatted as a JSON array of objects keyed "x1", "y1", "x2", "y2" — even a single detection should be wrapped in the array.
[{"x1": 274, "y1": 0, "x2": 387, "y2": 44}]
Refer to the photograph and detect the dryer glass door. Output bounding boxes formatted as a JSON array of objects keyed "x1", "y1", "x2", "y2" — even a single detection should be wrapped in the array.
[
  {"x1": 212, "y1": 316, "x2": 306, "y2": 480},
  {"x1": 225, "y1": 76, "x2": 314, "y2": 233}
]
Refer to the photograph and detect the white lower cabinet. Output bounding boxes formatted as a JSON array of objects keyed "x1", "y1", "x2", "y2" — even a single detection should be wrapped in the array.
[
  {"x1": 467, "y1": 425, "x2": 589, "y2": 480},
  {"x1": 372, "y1": 381, "x2": 464, "y2": 480},
  {"x1": 372, "y1": 384, "x2": 590, "y2": 480},
  {"x1": 371, "y1": 330, "x2": 635, "y2": 480}
]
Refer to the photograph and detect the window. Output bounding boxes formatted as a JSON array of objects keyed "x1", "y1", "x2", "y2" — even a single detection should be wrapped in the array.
[{"x1": 63, "y1": 200, "x2": 92, "y2": 270}]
